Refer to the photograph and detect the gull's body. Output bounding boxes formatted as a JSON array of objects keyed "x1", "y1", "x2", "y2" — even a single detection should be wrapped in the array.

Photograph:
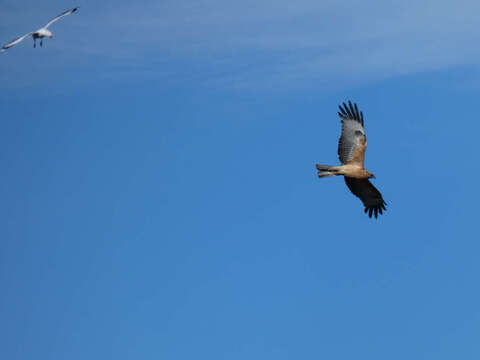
[{"x1": 2, "y1": 7, "x2": 79, "y2": 52}]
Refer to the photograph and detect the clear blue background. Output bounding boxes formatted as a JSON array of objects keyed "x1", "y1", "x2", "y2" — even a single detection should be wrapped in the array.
[{"x1": 1, "y1": 1, "x2": 479, "y2": 359}]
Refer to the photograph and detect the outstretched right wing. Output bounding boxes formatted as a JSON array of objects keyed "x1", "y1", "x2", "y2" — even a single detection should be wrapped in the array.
[
  {"x1": 344, "y1": 177, "x2": 386, "y2": 218},
  {"x1": 43, "y1": 7, "x2": 79, "y2": 29},
  {"x1": 1, "y1": 32, "x2": 33, "y2": 52}
]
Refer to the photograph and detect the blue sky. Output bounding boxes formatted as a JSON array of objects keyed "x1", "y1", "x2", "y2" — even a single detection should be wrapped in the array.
[{"x1": 1, "y1": 1, "x2": 480, "y2": 359}]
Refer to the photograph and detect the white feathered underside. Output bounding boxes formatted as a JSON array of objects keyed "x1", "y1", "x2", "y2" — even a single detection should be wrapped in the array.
[{"x1": 338, "y1": 118, "x2": 365, "y2": 164}]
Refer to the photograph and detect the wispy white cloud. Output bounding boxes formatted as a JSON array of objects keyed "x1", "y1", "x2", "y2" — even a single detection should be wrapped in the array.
[{"x1": 1, "y1": 0, "x2": 480, "y2": 91}]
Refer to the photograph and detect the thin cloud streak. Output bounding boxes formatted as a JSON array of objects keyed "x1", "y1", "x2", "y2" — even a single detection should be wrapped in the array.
[{"x1": 1, "y1": 0, "x2": 480, "y2": 91}]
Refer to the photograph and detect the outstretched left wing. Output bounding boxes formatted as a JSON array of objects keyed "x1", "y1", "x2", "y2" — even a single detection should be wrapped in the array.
[
  {"x1": 43, "y1": 7, "x2": 79, "y2": 29},
  {"x1": 1, "y1": 32, "x2": 33, "y2": 52},
  {"x1": 337, "y1": 101, "x2": 367, "y2": 166},
  {"x1": 344, "y1": 177, "x2": 386, "y2": 218}
]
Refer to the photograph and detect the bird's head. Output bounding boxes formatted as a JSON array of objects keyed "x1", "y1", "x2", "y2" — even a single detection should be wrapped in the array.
[{"x1": 45, "y1": 30, "x2": 53, "y2": 39}]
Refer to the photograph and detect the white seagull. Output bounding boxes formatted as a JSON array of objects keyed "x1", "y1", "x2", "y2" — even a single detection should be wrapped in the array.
[{"x1": 2, "y1": 7, "x2": 79, "y2": 52}]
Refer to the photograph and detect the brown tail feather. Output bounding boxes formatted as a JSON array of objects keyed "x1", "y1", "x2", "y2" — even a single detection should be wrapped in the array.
[{"x1": 316, "y1": 164, "x2": 340, "y2": 178}]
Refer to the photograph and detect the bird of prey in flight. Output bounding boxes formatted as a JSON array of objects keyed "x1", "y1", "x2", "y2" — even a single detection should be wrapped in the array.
[
  {"x1": 316, "y1": 101, "x2": 386, "y2": 218},
  {"x1": 1, "y1": 7, "x2": 79, "y2": 52}
]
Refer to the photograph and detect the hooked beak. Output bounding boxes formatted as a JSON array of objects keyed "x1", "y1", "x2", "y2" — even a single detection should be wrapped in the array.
[{"x1": 371, "y1": 175, "x2": 376, "y2": 179}]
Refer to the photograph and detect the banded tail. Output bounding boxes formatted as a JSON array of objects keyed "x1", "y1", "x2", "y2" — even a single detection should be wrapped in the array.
[{"x1": 316, "y1": 164, "x2": 340, "y2": 178}]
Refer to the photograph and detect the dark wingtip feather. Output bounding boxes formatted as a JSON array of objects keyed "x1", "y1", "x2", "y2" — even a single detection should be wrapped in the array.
[
  {"x1": 338, "y1": 101, "x2": 364, "y2": 125},
  {"x1": 343, "y1": 102, "x2": 353, "y2": 117},
  {"x1": 364, "y1": 202, "x2": 387, "y2": 219},
  {"x1": 348, "y1": 101, "x2": 356, "y2": 118}
]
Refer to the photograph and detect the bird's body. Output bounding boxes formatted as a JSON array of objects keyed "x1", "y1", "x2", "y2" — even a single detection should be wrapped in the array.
[
  {"x1": 2, "y1": 7, "x2": 78, "y2": 52},
  {"x1": 317, "y1": 164, "x2": 372, "y2": 179},
  {"x1": 34, "y1": 28, "x2": 53, "y2": 39},
  {"x1": 316, "y1": 101, "x2": 386, "y2": 218}
]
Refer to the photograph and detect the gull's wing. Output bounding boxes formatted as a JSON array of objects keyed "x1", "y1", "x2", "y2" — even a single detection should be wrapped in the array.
[
  {"x1": 344, "y1": 177, "x2": 386, "y2": 219},
  {"x1": 337, "y1": 101, "x2": 367, "y2": 166},
  {"x1": 1, "y1": 32, "x2": 33, "y2": 52},
  {"x1": 43, "y1": 7, "x2": 79, "y2": 29}
]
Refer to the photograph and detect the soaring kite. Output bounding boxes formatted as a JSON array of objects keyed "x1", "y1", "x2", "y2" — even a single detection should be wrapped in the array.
[
  {"x1": 316, "y1": 101, "x2": 386, "y2": 218},
  {"x1": 1, "y1": 7, "x2": 79, "y2": 52}
]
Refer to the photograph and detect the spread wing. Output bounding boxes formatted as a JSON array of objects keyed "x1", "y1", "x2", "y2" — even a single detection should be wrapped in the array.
[
  {"x1": 337, "y1": 101, "x2": 366, "y2": 166},
  {"x1": 344, "y1": 177, "x2": 386, "y2": 218},
  {"x1": 43, "y1": 7, "x2": 79, "y2": 29},
  {"x1": 1, "y1": 32, "x2": 33, "y2": 52}
]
